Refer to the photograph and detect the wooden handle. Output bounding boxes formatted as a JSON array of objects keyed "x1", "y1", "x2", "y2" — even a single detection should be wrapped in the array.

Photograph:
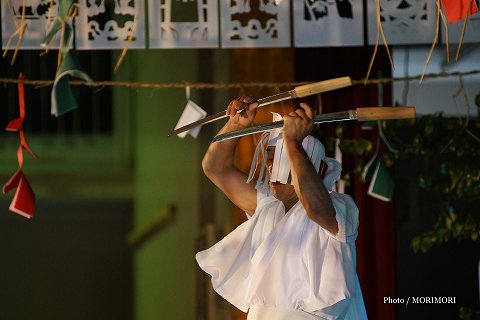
[
  {"x1": 355, "y1": 107, "x2": 416, "y2": 121},
  {"x1": 293, "y1": 76, "x2": 352, "y2": 98}
]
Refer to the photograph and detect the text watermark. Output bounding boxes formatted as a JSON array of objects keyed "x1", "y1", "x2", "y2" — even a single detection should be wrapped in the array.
[{"x1": 383, "y1": 297, "x2": 457, "y2": 305}]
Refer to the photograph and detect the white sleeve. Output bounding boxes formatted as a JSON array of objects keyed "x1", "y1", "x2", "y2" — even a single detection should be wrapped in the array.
[{"x1": 325, "y1": 192, "x2": 359, "y2": 243}]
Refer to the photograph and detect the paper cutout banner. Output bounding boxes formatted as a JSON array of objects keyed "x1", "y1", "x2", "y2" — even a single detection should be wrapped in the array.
[
  {"x1": 148, "y1": 0, "x2": 218, "y2": 48},
  {"x1": 220, "y1": 0, "x2": 291, "y2": 48},
  {"x1": 75, "y1": 0, "x2": 146, "y2": 50},
  {"x1": 293, "y1": 0, "x2": 364, "y2": 47},
  {"x1": 1, "y1": 0, "x2": 61, "y2": 49},
  {"x1": 3, "y1": 0, "x2": 478, "y2": 50},
  {"x1": 367, "y1": 0, "x2": 437, "y2": 45}
]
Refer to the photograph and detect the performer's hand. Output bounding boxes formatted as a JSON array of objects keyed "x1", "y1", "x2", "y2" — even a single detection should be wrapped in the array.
[
  {"x1": 282, "y1": 102, "x2": 314, "y2": 144},
  {"x1": 226, "y1": 96, "x2": 257, "y2": 129}
]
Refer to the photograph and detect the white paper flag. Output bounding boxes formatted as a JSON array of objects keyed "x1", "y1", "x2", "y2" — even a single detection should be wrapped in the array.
[
  {"x1": 293, "y1": 0, "x2": 364, "y2": 47},
  {"x1": 148, "y1": 0, "x2": 219, "y2": 48},
  {"x1": 1, "y1": 0, "x2": 60, "y2": 49},
  {"x1": 367, "y1": 0, "x2": 437, "y2": 45},
  {"x1": 220, "y1": 0, "x2": 290, "y2": 48},
  {"x1": 75, "y1": 0, "x2": 145, "y2": 50},
  {"x1": 174, "y1": 100, "x2": 207, "y2": 138}
]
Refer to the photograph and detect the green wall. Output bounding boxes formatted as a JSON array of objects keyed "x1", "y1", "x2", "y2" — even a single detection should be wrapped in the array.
[{"x1": 115, "y1": 49, "x2": 203, "y2": 320}]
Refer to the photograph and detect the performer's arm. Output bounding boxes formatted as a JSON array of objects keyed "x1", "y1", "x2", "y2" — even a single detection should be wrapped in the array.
[
  {"x1": 202, "y1": 97, "x2": 258, "y2": 214},
  {"x1": 283, "y1": 103, "x2": 339, "y2": 234}
]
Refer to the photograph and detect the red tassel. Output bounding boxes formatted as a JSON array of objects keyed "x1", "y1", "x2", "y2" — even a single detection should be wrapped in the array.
[
  {"x1": 3, "y1": 169, "x2": 35, "y2": 219},
  {"x1": 3, "y1": 73, "x2": 38, "y2": 218}
]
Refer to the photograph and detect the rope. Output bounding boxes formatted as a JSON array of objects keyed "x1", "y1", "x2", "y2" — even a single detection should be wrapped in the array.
[{"x1": 0, "y1": 70, "x2": 479, "y2": 90}]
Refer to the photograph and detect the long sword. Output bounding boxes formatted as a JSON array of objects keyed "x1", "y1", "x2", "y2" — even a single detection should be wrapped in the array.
[
  {"x1": 168, "y1": 76, "x2": 352, "y2": 137},
  {"x1": 212, "y1": 107, "x2": 415, "y2": 142}
]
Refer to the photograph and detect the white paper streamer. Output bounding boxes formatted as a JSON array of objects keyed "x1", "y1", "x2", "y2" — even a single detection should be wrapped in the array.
[
  {"x1": 174, "y1": 86, "x2": 206, "y2": 138},
  {"x1": 247, "y1": 132, "x2": 270, "y2": 188},
  {"x1": 277, "y1": 140, "x2": 291, "y2": 184},
  {"x1": 268, "y1": 112, "x2": 283, "y2": 146},
  {"x1": 334, "y1": 138, "x2": 345, "y2": 193},
  {"x1": 249, "y1": 112, "x2": 325, "y2": 186},
  {"x1": 271, "y1": 138, "x2": 285, "y2": 182}
]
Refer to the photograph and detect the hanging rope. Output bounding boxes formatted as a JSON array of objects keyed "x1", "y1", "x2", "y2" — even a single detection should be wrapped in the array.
[{"x1": 0, "y1": 70, "x2": 479, "y2": 91}]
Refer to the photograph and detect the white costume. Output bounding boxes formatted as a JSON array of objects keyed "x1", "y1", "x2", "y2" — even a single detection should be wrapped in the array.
[
  {"x1": 197, "y1": 113, "x2": 367, "y2": 319},
  {"x1": 196, "y1": 147, "x2": 368, "y2": 319}
]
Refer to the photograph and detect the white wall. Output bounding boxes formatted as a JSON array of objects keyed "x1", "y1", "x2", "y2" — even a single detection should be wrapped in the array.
[{"x1": 392, "y1": 45, "x2": 480, "y2": 116}]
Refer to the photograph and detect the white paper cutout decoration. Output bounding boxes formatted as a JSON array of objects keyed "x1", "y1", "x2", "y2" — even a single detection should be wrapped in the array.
[
  {"x1": 75, "y1": 0, "x2": 145, "y2": 50},
  {"x1": 1, "y1": 0, "x2": 60, "y2": 49},
  {"x1": 367, "y1": 0, "x2": 437, "y2": 45},
  {"x1": 220, "y1": 0, "x2": 291, "y2": 48},
  {"x1": 293, "y1": 0, "x2": 364, "y2": 47},
  {"x1": 148, "y1": 0, "x2": 219, "y2": 48}
]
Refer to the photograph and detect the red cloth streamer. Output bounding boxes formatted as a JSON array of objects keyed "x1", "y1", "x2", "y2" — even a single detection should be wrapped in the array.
[
  {"x1": 441, "y1": 0, "x2": 479, "y2": 23},
  {"x1": 3, "y1": 74, "x2": 39, "y2": 218}
]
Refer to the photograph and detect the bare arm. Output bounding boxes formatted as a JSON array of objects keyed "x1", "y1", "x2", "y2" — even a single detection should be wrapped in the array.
[
  {"x1": 282, "y1": 103, "x2": 339, "y2": 234},
  {"x1": 202, "y1": 97, "x2": 258, "y2": 214}
]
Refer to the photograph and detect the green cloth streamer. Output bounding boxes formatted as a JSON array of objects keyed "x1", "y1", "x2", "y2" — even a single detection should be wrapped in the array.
[
  {"x1": 42, "y1": 0, "x2": 92, "y2": 117},
  {"x1": 367, "y1": 158, "x2": 394, "y2": 202},
  {"x1": 51, "y1": 51, "x2": 93, "y2": 116}
]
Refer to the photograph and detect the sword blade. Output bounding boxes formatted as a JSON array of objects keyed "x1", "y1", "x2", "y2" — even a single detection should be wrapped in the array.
[
  {"x1": 169, "y1": 77, "x2": 353, "y2": 137},
  {"x1": 256, "y1": 91, "x2": 294, "y2": 107},
  {"x1": 212, "y1": 111, "x2": 354, "y2": 142},
  {"x1": 211, "y1": 106, "x2": 416, "y2": 142},
  {"x1": 168, "y1": 91, "x2": 295, "y2": 137}
]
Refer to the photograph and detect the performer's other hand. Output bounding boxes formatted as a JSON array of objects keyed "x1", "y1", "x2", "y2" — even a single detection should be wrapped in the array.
[
  {"x1": 283, "y1": 102, "x2": 314, "y2": 144},
  {"x1": 226, "y1": 96, "x2": 257, "y2": 129}
]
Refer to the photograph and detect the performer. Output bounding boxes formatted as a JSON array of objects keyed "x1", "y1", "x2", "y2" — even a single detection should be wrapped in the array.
[{"x1": 196, "y1": 96, "x2": 367, "y2": 319}]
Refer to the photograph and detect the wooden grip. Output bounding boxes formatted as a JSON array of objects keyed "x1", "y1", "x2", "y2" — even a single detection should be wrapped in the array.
[
  {"x1": 355, "y1": 107, "x2": 416, "y2": 121},
  {"x1": 293, "y1": 76, "x2": 352, "y2": 98}
]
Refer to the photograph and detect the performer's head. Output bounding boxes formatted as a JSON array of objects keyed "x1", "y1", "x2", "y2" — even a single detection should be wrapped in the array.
[
  {"x1": 247, "y1": 99, "x2": 326, "y2": 201},
  {"x1": 265, "y1": 123, "x2": 325, "y2": 201}
]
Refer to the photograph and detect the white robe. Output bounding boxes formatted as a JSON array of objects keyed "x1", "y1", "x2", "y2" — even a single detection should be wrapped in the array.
[{"x1": 196, "y1": 181, "x2": 368, "y2": 320}]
